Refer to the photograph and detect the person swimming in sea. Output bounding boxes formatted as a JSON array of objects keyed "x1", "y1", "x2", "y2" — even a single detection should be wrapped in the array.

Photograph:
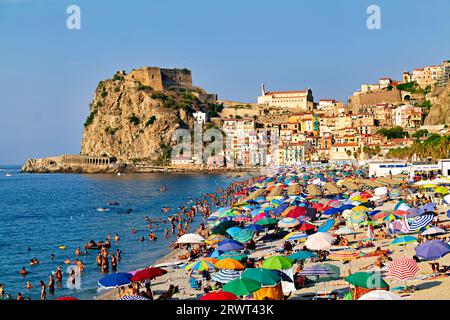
[
  {"x1": 26, "y1": 281, "x2": 33, "y2": 289},
  {"x1": 160, "y1": 185, "x2": 167, "y2": 192},
  {"x1": 30, "y1": 258, "x2": 39, "y2": 266},
  {"x1": 19, "y1": 267, "x2": 28, "y2": 276}
]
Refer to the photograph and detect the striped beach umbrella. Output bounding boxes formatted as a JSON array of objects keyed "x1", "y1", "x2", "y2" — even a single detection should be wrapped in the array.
[
  {"x1": 408, "y1": 214, "x2": 434, "y2": 231},
  {"x1": 117, "y1": 295, "x2": 150, "y2": 300},
  {"x1": 211, "y1": 269, "x2": 242, "y2": 284},
  {"x1": 283, "y1": 232, "x2": 308, "y2": 242},
  {"x1": 387, "y1": 258, "x2": 419, "y2": 280},
  {"x1": 348, "y1": 211, "x2": 366, "y2": 224},
  {"x1": 278, "y1": 217, "x2": 300, "y2": 228},
  {"x1": 328, "y1": 250, "x2": 361, "y2": 261},
  {"x1": 298, "y1": 265, "x2": 334, "y2": 276}
]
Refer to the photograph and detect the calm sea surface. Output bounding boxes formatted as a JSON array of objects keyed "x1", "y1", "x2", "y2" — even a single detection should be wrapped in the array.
[{"x1": 0, "y1": 165, "x2": 244, "y2": 300}]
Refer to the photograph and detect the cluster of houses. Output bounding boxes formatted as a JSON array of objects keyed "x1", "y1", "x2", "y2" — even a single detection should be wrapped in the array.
[{"x1": 171, "y1": 59, "x2": 450, "y2": 168}]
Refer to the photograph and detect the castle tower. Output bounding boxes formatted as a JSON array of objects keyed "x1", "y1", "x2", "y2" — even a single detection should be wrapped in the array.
[{"x1": 261, "y1": 82, "x2": 266, "y2": 96}]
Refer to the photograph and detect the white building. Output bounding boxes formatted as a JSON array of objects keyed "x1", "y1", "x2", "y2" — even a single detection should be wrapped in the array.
[
  {"x1": 193, "y1": 111, "x2": 209, "y2": 124},
  {"x1": 257, "y1": 83, "x2": 313, "y2": 111}
]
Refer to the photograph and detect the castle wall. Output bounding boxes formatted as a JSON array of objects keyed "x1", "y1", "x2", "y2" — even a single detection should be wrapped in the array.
[
  {"x1": 126, "y1": 67, "x2": 164, "y2": 91},
  {"x1": 349, "y1": 89, "x2": 403, "y2": 108},
  {"x1": 160, "y1": 68, "x2": 192, "y2": 88}
]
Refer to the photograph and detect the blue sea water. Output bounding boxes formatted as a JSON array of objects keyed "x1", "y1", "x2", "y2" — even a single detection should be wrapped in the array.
[{"x1": 0, "y1": 165, "x2": 244, "y2": 300}]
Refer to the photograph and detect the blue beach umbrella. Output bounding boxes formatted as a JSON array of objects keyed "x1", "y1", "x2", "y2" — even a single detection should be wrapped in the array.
[
  {"x1": 217, "y1": 239, "x2": 244, "y2": 252},
  {"x1": 323, "y1": 207, "x2": 340, "y2": 216},
  {"x1": 318, "y1": 219, "x2": 335, "y2": 233},
  {"x1": 415, "y1": 240, "x2": 450, "y2": 260},
  {"x1": 289, "y1": 251, "x2": 317, "y2": 261},
  {"x1": 226, "y1": 226, "x2": 243, "y2": 238},
  {"x1": 98, "y1": 273, "x2": 132, "y2": 288},
  {"x1": 209, "y1": 249, "x2": 225, "y2": 258},
  {"x1": 245, "y1": 224, "x2": 264, "y2": 232}
]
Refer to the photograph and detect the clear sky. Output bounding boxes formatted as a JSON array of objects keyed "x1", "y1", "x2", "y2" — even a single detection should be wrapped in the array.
[{"x1": 1, "y1": 0, "x2": 449, "y2": 164}]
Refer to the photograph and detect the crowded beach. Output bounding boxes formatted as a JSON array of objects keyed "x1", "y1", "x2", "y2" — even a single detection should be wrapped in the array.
[{"x1": 4, "y1": 163, "x2": 450, "y2": 301}]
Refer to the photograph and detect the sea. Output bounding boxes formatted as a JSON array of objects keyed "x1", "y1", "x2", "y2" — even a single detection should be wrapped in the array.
[{"x1": 0, "y1": 165, "x2": 246, "y2": 300}]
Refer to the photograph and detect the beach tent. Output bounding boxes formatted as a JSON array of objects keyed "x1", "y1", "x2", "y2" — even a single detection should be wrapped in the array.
[{"x1": 253, "y1": 282, "x2": 284, "y2": 300}]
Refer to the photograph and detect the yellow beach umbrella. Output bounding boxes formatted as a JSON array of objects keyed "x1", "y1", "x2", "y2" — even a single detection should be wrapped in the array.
[{"x1": 205, "y1": 234, "x2": 226, "y2": 245}]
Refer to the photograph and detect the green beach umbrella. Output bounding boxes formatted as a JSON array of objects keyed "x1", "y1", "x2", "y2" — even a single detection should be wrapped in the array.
[
  {"x1": 262, "y1": 255, "x2": 293, "y2": 270},
  {"x1": 212, "y1": 220, "x2": 237, "y2": 235},
  {"x1": 391, "y1": 236, "x2": 417, "y2": 246},
  {"x1": 345, "y1": 272, "x2": 389, "y2": 289},
  {"x1": 222, "y1": 278, "x2": 261, "y2": 296},
  {"x1": 256, "y1": 217, "x2": 277, "y2": 226},
  {"x1": 241, "y1": 268, "x2": 281, "y2": 286},
  {"x1": 217, "y1": 252, "x2": 248, "y2": 261}
]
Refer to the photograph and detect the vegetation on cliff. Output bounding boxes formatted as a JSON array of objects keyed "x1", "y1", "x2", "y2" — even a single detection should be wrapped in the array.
[{"x1": 386, "y1": 134, "x2": 450, "y2": 161}]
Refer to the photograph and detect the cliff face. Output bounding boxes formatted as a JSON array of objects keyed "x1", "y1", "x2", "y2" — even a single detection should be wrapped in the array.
[
  {"x1": 81, "y1": 76, "x2": 195, "y2": 164},
  {"x1": 424, "y1": 81, "x2": 450, "y2": 125}
]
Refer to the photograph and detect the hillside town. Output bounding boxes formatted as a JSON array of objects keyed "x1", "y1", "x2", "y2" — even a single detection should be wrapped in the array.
[{"x1": 172, "y1": 59, "x2": 450, "y2": 168}]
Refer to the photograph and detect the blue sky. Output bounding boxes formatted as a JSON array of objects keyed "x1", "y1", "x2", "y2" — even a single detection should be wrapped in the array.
[{"x1": 0, "y1": 0, "x2": 449, "y2": 164}]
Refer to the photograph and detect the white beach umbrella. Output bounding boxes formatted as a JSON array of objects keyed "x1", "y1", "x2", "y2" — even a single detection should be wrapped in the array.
[
  {"x1": 334, "y1": 226, "x2": 356, "y2": 236},
  {"x1": 421, "y1": 227, "x2": 446, "y2": 236},
  {"x1": 176, "y1": 233, "x2": 205, "y2": 244},
  {"x1": 374, "y1": 187, "x2": 388, "y2": 196},
  {"x1": 358, "y1": 290, "x2": 402, "y2": 300},
  {"x1": 305, "y1": 232, "x2": 333, "y2": 251},
  {"x1": 444, "y1": 195, "x2": 450, "y2": 205}
]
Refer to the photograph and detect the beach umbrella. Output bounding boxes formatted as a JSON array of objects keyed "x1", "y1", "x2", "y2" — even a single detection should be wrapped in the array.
[
  {"x1": 241, "y1": 268, "x2": 281, "y2": 286},
  {"x1": 211, "y1": 269, "x2": 242, "y2": 284},
  {"x1": 215, "y1": 258, "x2": 245, "y2": 270},
  {"x1": 262, "y1": 255, "x2": 293, "y2": 270},
  {"x1": 283, "y1": 232, "x2": 308, "y2": 242},
  {"x1": 217, "y1": 239, "x2": 244, "y2": 252},
  {"x1": 55, "y1": 296, "x2": 79, "y2": 300},
  {"x1": 285, "y1": 206, "x2": 306, "y2": 218},
  {"x1": 419, "y1": 203, "x2": 435, "y2": 214},
  {"x1": 443, "y1": 195, "x2": 450, "y2": 205},
  {"x1": 328, "y1": 250, "x2": 361, "y2": 261},
  {"x1": 222, "y1": 278, "x2": 261, "y2": 296},
  {"x1": 278, "y1": 217, "x2": 300, "y2": 228},
  {"x1": 391, "y1": 236, "x2": 417, "y2": 246},
  {"x1": 421, "y1": 227, "x2": 446, "y2": 236},
  {"x1": 358, "y1": 290, "x2": 402, "y2": 300},
  {"x1": 217, "y1": 252, "x2": 248, "y2": 261},
  {"x1": 185, "y1": 259, "x2": 217, "y2": 272},
  {"x1": 212, "y1": 220, "x2": 238, "y2": 235},
  {"x1": 394, "y1": 210, "x2": 409, "y2": 217},
  {"x1": 256, "y1": 217, "x2": 277, "y2": 226},
  {"x1": 345, "y1": 272, "x2": 389, "y2": 289},
  {"x1": 289, "y1": 250, "x2": 317, "y2": 261},
  {"x1": 305, "y1": 232, "x2": 333, "y2": 251},
  {"x1": 435, "y1": 186, "x2": 449, "y2": 195},
  {"x1": 117, "y1": 295, "x2": 150, "y2": 300},
  {"x1": 333, "y1": 226, "x2": 356, "y2": 235},
  {"x1": 273, "y1": 203, "x2": 289, "y2": 216},
  {"x1": 348, "y1": 211, "x2": 366, "y2": 224},
  {"x1": 245, "y1": 224, "x2": 264, "y2": 232},
  {"x1": 326, "y1": 199, "x2": 341, "y2": 208},
  {"x1": 98, "y1": 273, "x2": 133, "y2": 288},
  {"x1": 317, "y1": 218, "x2": 335, "y2": 232},
  {"x1": 205, "y1": 234, "x2": 226, "y2": 245},
  {"x1": 406, "y1": 208, "x2": 420, "y2": 218},
  {"x1": 252, "y1": 212, "x2": 269, "y2": 223},
  {"x1": 298, "y1": 265, "x2": 334, "y2": 276},
  {"x1": 176, "y1": 233, "x2": 205, "y2": 244},
  {"x1": 408, "y1": 214, "x2": 435, "y2": 231},
  {"x1": 323, "y1": 207, "x2": 340, "y2": 216},
  {"x1": 226, "y1": 226, "x2": 243, "y2": 238},
  {"x1": 233, "y1": 214, "x2": 251, "y2": 222},
  {"x1": 232, "y1": 229, "x2": 254, "y2": 243},
  {"x1": 209, "y1": 249, "x2": 225, "y2": 258},
  {"x1": 200, "y1": 291, "x2": 238, "y2": 300},
  {"x1": 297, "y1": 222, "x2": 316, "y2": 232},
  {"x1": 415, "y1": 240, "x2": 450, "y2": 260},
  {"x1": 387, "y1": 258, "x2": 419, "y2": 281},
  {"x1": 131, "y1": 267, "x2": 167, "y2": 282}
]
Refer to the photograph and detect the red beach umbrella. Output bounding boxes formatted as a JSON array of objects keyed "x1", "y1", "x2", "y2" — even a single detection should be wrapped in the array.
[
  {"x1": 131, "y1": 267, "x2": 167, "y2": 282},
  {"x1": 297, "y1": 222, "x2": 316, "y2": 231},
  {"x1": 394, "y1": 210, "x2": 409, "y2": 217},
  {"x1": 55, "y1": 296, "x2": 79, "y2": 300},
  {"x1": 285, "y1": 206, "x2": 306, "y2": 218},
  {"x1": 200, "y1": 291, "x2": 238, "y2": 300}
]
